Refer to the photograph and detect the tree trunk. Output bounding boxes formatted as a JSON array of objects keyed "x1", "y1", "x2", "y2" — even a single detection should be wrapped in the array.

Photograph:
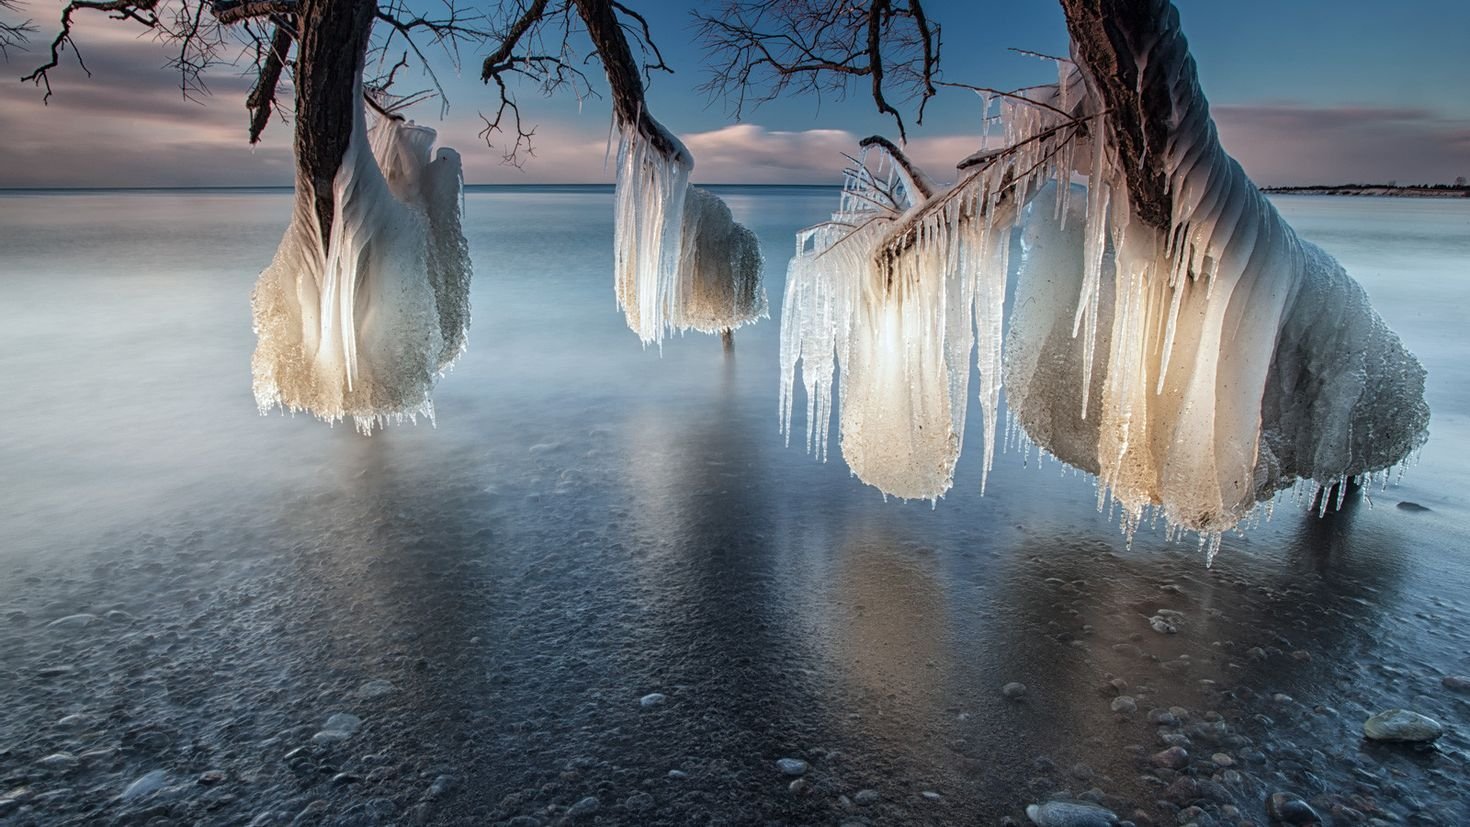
[
  {"x1": 1058, "y1": 0, "x2": 1199, "y2": 233},
  {"x1": 293, "y1": 0, "x2": 377, "y2": 242}
]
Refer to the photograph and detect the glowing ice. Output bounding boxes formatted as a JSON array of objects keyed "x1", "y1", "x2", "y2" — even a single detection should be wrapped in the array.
[
  {"x1": 613, "y1": 118, "x2": 766, "y2": 345},
  {"x1": 780, "y1": 59, "x2": 1429, "y2": 546},
  {"x1": 251, "y1": 89, "x2": 471, "y2": 434}
]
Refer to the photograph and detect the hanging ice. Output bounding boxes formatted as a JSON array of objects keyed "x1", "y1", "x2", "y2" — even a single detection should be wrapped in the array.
[
  {"x1": 613, "y1": 118, "x2": 766, "y2": 345},
  {"x1": 780, "y1": 53, "x2": 1429, "y2": 548},
  {"x1": 251, "y1": 89, "x2": 471, "y2": 435}
]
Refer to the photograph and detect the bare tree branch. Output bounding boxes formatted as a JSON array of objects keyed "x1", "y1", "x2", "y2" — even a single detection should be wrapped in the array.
[
  {"x1": 246, "y1": 20, "x2": 291, "y2": 142},
  {"x1": 694, "y1": 0, "x2": 941, "y2": 142},
  {"x1": 0, "y1": 0, "x2": 38, "y2": 59}
]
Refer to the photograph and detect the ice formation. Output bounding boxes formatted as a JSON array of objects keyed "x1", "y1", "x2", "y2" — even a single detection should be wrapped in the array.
[
  {"x1": 613, "y1": 119, "x2": 766, "y2": 345},
  {"x1": 780, "y1": 57, "x2": 1429, "y2": 548},
  {"x1": 251, "y1": 89, "x2": 471, "y2": 434}
]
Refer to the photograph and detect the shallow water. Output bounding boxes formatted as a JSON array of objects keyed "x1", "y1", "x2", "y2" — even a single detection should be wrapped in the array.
[{"x1": 0, "y1": 188, "x2": 1467, "y2": 826}]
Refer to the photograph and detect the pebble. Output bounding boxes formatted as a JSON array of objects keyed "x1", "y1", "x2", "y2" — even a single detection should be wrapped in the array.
[
  {"x1": 56, "y1": 713, "x2": 88, "y2": 729},
  {"x1": 854, "y1": 789, "x2": 880, "y2": 805},
  {"x1": 313, "y1": 712, "x2": 363, "y2": 744},
  {"x1": 565, "y1": 796, "x2": 600, "y2": 819},
  {"x1": 1004, "y1": 682, "x2": 1028, "y2": 699},
  {"x1": 1210, "y1": 753, "x2": 1233, "y2": 767},
  {"x1": 1111, "y1": 696, "x2": 1137, "y2": 714},
  {"x1": 624, "y1": 791, "x2": 654, "y2": 811},
  {"x1": 424, "y1": 774, "x2": 455, "y2": 800},
  {"x1": 356, "y1": 679, "x2": 397, "y2": 699},
  {"x1": 1266, "y1": 792, "x2": 1320, "y2": 825},
  {"x1": 921, "y1": 790, "x2": 942, "y2": 801},
  {"x1": 1362, "y1": 709, "x2": 1444, "y2": 742},
  {"x1": 667, "y1": 770, "x2": 688, "y2": 780},
  {"x1": 1148, "y1": 615, "x2": 1178, "y2": 634},
  {"x1": 46, "y1": 613, "x2": 98, "y2": 630},
  {"x1": 37, "y1": 752, "x2": 79, "y2": 770},
  {"x1": 640, "y1": 692, "x2": 667, "y2": 708},
  {"x1": 1148, "y1": 709, "x2": 1179, "y2": 726},
  {"x1": 1025, "y1": 799, "x2": 1119, "y2": 826},
  {"x1": 1151, "y1": 746, "x2": 1189, "y2": 770},
  {"x1": 775, "y1": 757, "x2": 808, "y2": 776},
  {"x1": 121, "y1": 769, "x2": 167, "y2": 800},
  {"x1": 1441, "y1": 675, "x2": 1470, "y2": 692}
]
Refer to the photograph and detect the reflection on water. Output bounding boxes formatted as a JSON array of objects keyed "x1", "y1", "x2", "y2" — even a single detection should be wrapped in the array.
[{"x1": 0, "y1": 189, "x2": 1467, "y2": 825}]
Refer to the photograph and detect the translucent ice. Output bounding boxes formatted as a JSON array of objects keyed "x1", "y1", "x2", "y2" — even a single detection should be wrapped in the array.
[
  {"x1": 251, "y1": 86, "x2": 471, "y2": 434},
  {"x1": 613, "y1": 118, "x2": 766, "y2": 345},
  {"x1": 780, "y1": 56, "x2": 1429, "y2": 544}
]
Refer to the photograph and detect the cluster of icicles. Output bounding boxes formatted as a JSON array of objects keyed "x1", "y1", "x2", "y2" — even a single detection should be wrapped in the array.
[
  {"x1": 613, "y1": 118, "x2": 767, "y2": 345},
  {"x1": 250, "y1": 98, "x2": 768, "y2": 433},
  {"x1": 779, "y1": 61, "x2": 1429, "y2": 556},
  {"x1": 251, "y1": 86, "x2": 471, "y2": 434}
]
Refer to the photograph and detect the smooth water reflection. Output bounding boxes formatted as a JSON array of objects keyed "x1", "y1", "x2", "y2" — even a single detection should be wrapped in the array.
[{"x1": 0, "y1": 189, "x2": 1466, "y2": 825}]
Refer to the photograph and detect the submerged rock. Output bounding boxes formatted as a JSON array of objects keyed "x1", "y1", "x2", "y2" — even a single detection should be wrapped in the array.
[
  {"x1": 775, "y1": 757, "x2": 808, "y2": 777},
  {"x1": 1265, "y1": 792, "x2": 1320, "y2": 825},
  {"x1": 1003, "y1": 682, "x2": 1028, "y2": 699},
  {"x1": 1441, "y1": 675, "x2": 1470, "y2": 692},
  {"x1": 1025, "y1": 799, "x2": 1118, "y2": 826},
  {"x1": 1362, "y1": 709, "x2": 1444, "y2": 742},
  {"x1": 120, "y1": 769, "x2": 167, "y2": 800}
]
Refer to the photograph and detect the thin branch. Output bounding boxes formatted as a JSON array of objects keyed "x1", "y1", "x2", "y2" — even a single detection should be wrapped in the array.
[
  {"x1": 245, "y1": 20, "x2": 291, "y2": 143},
  {"x1": 22, "y1": 0, "x2": 162, "y2": 102}
]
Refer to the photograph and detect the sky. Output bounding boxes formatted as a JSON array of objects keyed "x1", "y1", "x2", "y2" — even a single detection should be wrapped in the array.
[{"x1": 0, "y1": 0, "x2": 1466, "y2": 187}]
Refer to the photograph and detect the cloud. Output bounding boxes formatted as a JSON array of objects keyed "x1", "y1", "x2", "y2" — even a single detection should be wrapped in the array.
[{"x1": 1213, "y1": 103, "x2": 1470, "y2": 185}]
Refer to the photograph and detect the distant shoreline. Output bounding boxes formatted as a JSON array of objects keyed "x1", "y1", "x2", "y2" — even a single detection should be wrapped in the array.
[{"x1": 1263, "y1": 184, "x2": 1470, "y2": 198}]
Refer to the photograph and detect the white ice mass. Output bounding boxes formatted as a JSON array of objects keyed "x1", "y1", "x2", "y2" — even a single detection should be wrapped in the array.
[
  {"x1": 613, "y1": 118, "x2": 766, "y2": 345},
  {"x1": 780, "y1": 60, "x2": 1429, "y2": 551},
  {"x1": 251, "y1": 90, "x2": 471, "y2": 434}
]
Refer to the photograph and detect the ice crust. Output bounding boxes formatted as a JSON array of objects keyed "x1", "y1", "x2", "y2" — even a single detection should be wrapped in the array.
[
  {"x1": 613, "y1": 121, "x2": 766, "y2": 345},
  {"x1": 251, "y1": 90, "x2": 471, "y2": 434},
  {"x1": 780, "y1": 59, "x2": 1429, "y2": 547}
]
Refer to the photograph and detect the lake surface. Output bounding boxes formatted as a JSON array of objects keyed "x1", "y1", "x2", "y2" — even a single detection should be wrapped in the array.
[{"x1": 0, "y1": 188, "x2": 1467, "y2": 826}]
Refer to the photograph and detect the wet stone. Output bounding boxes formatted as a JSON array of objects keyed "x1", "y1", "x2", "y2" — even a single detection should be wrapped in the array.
[
  {"x1": 566, "y1": 796, "x2": 600, "y2": 819},
  {"x1": 854, "y1": 789, "x2": 880, "y2": 806},
  {"x1": 775, "y1": 758, "x2": 808, "y2": 777},
  {"x1": 1149, "y1": 616, "x2": 1178, "y2": 635},
  {"x1": 1362, "y1": 709, "x2": 1444, "y2": 742},
  {"x1": 1004, "y1": 682, "x2": 1028, "y2": 700},
  {"x1": 198, "y1": 770, "x2": 226, "y2": 785},
  {"x1": 639, "y1": 692, "x2": 667, "y2": 708},
  {"x1": 1441, "y1": 675, "x2": 1470, "y2": 692},
  {"x1": 1266, "y1": 793, "x2": 1320, "y2": 825},
  {"x1": 120, "y1": 769, "x2": 167, "y2": 800},
  {"x1": 355, "y1": 679, "x2": 396, "y2": 699},
  {"x1": 1111, "y1": 696, "x2": 1138, "y2": 714},
  {"x1": 1025, "y1": 799, "x2": 1119, "y2": 826},
  {"x1": 624, "y1": 791, "x2": 654, "y2": 811},
  {"x1": 1152, "y1": 747, "x2": 1189, "y2": 770},
  {"x1": 46, "y1": 613, "x2": 98, "y2": 630},
  {"x1": 37, "y1": 752, "x2": 79, "y2": 770}
]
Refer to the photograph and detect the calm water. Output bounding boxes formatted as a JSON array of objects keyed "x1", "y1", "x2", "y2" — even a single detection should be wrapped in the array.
[{"x1": 0, "y1": 188, "x2": 1467, "y2": 826}]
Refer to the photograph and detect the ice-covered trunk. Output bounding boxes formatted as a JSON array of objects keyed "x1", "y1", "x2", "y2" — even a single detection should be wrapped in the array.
[
  {"x1": 1048, "y1": 0, "x2": 1428, "y2": 541},
  {"x1": 250, "y1": 0, "x2": 470, "y2": 433},
  {"x1": 782, "y1": 0, "x2": 1428, "y2": 552}
]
